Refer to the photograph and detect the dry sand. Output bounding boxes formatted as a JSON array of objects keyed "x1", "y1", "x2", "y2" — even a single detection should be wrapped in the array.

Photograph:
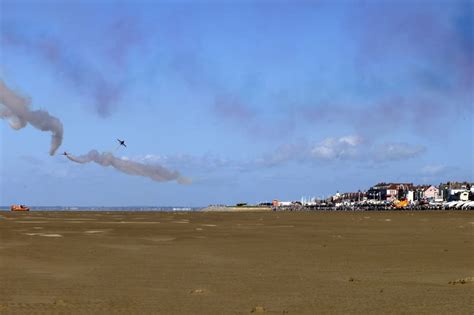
[{"x1": 0, "y1": 211, "x2": 473, "y2": 314}]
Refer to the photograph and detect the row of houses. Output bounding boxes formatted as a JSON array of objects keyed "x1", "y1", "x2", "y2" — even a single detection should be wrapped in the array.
[
  {"x1": 333, "y1": 181, "x2": 473, "y2": 204},
  {"x1": 266, "y1": 181, "x2": 473, "y2": 209}
]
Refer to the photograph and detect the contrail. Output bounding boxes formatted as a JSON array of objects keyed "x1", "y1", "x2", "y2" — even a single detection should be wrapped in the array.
[
  {"x1": 0, "y1": 80, "x2": 63, "y2": 155},
  {"x1": 67, "y1": 150, "x2": 191, "y2": 184},
  {"x1": 0, "y1": 80, "x2": 190, "y2": 183}
]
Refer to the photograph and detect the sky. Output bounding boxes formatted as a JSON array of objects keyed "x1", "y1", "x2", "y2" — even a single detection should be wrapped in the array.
[{"x1": 0, "y1": 0, "x2": 473, "y2": 207}]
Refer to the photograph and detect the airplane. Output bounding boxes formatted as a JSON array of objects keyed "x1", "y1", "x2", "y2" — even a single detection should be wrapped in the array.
[{"x1": 117, "y1": 139, "x2": 127, "y2": 148}]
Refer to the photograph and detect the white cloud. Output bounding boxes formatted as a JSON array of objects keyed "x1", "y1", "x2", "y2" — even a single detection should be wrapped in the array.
[
  {"x1": 120, "y1": 135, "x2": 426, "y2": 180},
  {"x1": 339, "y1": 135, "x2": 364, "y2": 146},
  {"x1": 265, "y1": 135, "x2": 424, "y2": 164},
  {"x1": 310, "y1": 135, "x2": 363, "y2": 160}
]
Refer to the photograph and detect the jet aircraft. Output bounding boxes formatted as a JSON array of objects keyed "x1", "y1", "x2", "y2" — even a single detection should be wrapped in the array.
[{"x1": 117, "y1": 139, "x2": 127, "y2": 148}]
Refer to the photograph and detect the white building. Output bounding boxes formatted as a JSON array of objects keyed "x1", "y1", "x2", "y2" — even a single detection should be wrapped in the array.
[
  {"x1": 406, "y1": 191, "x2": 414, "y2": 203},
  {"x1": 459, "y1": 191, "x2": 470, "y2": 201}
]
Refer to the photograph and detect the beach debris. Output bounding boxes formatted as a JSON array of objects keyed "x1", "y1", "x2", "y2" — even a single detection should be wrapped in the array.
[
  {"x1": 348, "y1": 277, "x2": 360, "y2": 282},
  {"x1": 448, "y1": 277, "x2": 474, "y2": 285},
  {"x1": 0, "y1": 80, "x2": 63, "y2": 155},
  {"x1": 251, "y1": 305, "x2": 266, "y2": 313},
  {"x1": 190, "y1": 288, "x2": 206, "y2": 295}
]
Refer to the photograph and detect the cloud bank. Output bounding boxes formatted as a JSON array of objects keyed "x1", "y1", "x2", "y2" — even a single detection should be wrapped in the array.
[
  {"x1": 256, "y1": 135, "x2": 426, "y2": 168},
  {"x1": 1, "y1": 16, "x2": 144, "y2": 118}
]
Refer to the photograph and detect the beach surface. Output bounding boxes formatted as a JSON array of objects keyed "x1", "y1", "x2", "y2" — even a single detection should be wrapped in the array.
[{"x1": 1, "y1": 211, "x2": 473, "y2": 314}]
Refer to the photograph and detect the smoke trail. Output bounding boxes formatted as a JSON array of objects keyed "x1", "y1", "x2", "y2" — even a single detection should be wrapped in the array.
[
  {"x1": 0, "y1": 80, "x2": 63, "y2": 155},
  {"x1": 0, "y1": 80, "x2": 190, "y2": 183},
  {"x1": 67, "y1": 150, "x2": 191, "y2": 184}
]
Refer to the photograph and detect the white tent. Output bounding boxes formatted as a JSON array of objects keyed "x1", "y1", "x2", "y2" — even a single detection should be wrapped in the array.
[
  {"x1": 455, "y1": 201, "x2": 466, "y2": 209},
  {"x1": 462, "y1": 201, "x2": 474, "y2": 209}
]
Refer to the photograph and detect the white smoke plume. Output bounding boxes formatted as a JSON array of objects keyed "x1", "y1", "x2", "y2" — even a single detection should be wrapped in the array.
[
  {"x1": 67, "y1": 150, "x2": 191, "y2": 184},
  {"x1": 0, "y1": 80, "x2": 63, "y2": 155},
  {"x1": 0, "y1": 80, "x2": 190, "y2": 183}
]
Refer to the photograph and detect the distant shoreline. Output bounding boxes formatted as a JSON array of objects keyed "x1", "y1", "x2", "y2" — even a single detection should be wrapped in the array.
[
  {"x1": 0, "y1": 206, "x2": 203, "y2": 212},
  {"x1": 2, "y1": 206, "x2": 472, "y2": 212},
  {"x1": 202, "y1": 206, "x2": 273, "y2": 212}
]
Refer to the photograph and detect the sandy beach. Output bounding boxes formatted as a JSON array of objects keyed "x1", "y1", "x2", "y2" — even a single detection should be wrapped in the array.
[{"x1": 0, "y1": 211, "x2": 472, "y2": 314}]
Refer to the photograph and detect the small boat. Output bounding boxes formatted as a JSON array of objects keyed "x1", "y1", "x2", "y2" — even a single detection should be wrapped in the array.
[{"x1": 11, "y1": 204, "x2": 30, "y2": 211}]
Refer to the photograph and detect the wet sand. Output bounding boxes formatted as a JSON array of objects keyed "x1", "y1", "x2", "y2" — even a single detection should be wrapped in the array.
[{"x1": 0, "y1": 211, "x2": 473, "y2": 314}]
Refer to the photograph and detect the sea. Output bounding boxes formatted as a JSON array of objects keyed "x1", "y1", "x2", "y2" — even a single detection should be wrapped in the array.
[{"x1": 0, "y1": 206, "x2": 203, "y2": 212}]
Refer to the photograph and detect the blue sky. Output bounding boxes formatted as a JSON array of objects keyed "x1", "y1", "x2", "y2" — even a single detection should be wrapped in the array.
[{"x1": 1, "y1": 0, "x2": 473, "y2": 206}]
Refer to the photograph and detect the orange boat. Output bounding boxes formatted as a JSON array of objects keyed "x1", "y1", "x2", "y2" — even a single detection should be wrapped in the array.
[{"x1": 11, "y1": 204, "x2": 30, "y2": 211}]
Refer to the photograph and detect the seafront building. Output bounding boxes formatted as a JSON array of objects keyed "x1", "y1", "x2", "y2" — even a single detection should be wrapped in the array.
[
  {"x1": 439, "y1": 182, "x2": 473, "y2": 201},
  {"x1": 366, "y1": 183, "x2": 414, "y2": 202},
  {"x1": 413, "y1": 185, "x2": 440, "y2": 201},
  {"x1": 362, "y1": 182, "x2": 472, "y2": 203},
  {"x1": 260, "y1": 181, "x2": 473, "y2": 210},
  {"x1": 280, "y1": 181, "x2": 471, "y2": 206},
  {"x1": 364, "y1": 183, "x2": 441, "y2": 203}
]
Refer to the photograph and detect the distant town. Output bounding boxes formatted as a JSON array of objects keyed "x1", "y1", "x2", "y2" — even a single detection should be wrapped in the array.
[{"x1": 229, "y1": 181, "x2": 474, "y2": 211}]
